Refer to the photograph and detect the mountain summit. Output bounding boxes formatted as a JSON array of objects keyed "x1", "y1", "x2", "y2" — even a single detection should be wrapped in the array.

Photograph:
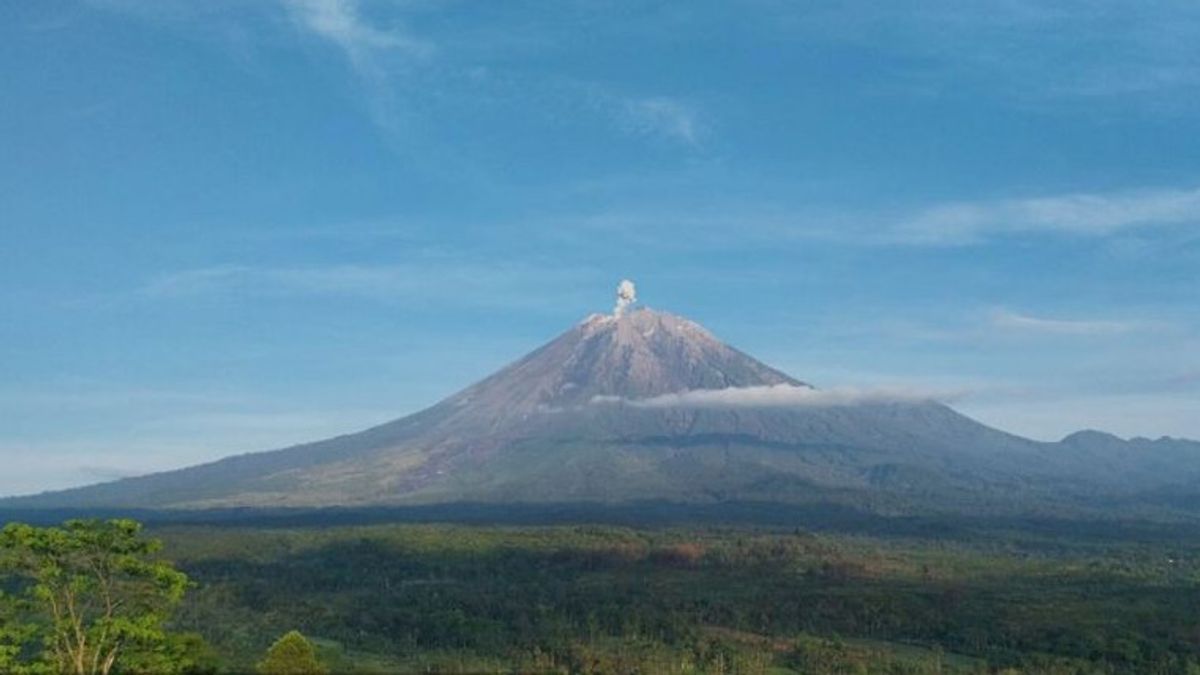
[
  {"x1": 449, "y1": 306, "x2": 805, "y2": 419},
  {"x1": 7, "y1": 285, "x2": 1200, "y2": 515}
]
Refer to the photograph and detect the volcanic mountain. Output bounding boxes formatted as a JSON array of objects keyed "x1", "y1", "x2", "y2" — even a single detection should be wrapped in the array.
[{"x1": 7, "y1": 302, "x2": 1200, "y2": 515}]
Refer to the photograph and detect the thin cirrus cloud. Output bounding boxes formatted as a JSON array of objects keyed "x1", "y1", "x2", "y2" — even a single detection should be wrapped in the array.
[
  {"x1": 531, "y1": 182, "x2": 1200, "y2": 251},
  {"x1": 282, "y1": 0, "x2": 432, "y2": 64},
  {"x1": 988, "y1": 309, "x2": 1152, "y2": 336},
  {"x1": 141, "y1": 263, "x2": 597, "y2": 310},
  {"x1": 280, "y1": 0, "x2": 434, "y2": 140},
  {"x1": 590, "y1": 384, "x2": 957, "y2": 410},
  {"x1": 892, "y1": 184, "x2": 1200, "y2": 244},
  {"x1": 787, "y1": 1, "x2": 1200, "y2": 108},
  {"x1": 280, "y1": 0, "x2": 704, "y2": 147},
  {"x1": 618, "y1": 96, "x2": 703, "y2": 146}
]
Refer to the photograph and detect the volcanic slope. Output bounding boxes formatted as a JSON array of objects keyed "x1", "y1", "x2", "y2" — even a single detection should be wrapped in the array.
[{"x1": 7, "y1": 307, "x2": 1200, "y2": 514}]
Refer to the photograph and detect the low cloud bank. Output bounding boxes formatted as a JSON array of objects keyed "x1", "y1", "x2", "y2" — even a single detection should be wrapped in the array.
[{"x1": 591, "y1": 384, "x2": 949, "y2": 409}]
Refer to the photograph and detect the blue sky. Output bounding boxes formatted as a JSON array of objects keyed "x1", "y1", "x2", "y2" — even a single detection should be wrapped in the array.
[{"x1": 2, "y1": 0, "x2": 1199, "y2": 496}]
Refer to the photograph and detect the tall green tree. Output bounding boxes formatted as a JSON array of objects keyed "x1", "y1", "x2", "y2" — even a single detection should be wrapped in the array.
[
  {"x1": 0, "y1": 589, "x2": 47, "y2": 674},
  {"x1": 257, "y1": 631, "x2": 327, "y2": 675},
  {"x1": 0, "y1": 519, "x2": 190, "y2": 675}
]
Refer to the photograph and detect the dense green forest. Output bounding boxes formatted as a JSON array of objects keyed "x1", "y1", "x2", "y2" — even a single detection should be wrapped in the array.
[
  {"x1": 6, "y1": 515, "x2": 1200, "y2": 673},
  {"x1": 163, "y1": 521, "x2": 1200, "y2": 673}
]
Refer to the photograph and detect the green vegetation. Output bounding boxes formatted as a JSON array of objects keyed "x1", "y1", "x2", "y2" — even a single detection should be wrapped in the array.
[
  {"x1": 6, "y1": 516, "x2": 1200, "y2": 673},
  {"x1": 257, "y1": 631, "x2": 326, "y2": 675},
  {"x1": 160, "y1": 520, "x2": 1200, "y2": 673},
  {"x1": 0, "y1": 519, "x2": 209, "y2": 675}
]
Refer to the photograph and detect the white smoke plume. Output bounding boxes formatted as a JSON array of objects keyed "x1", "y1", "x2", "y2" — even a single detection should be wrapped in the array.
[{"x1": 614, "y1": 279, "x2": 637, "y2": 317}]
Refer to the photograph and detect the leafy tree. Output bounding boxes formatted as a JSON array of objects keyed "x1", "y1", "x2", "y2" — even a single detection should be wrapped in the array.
[
  {"x1": 0, "y1": 589, "x2": 49, "y2": 674},
  {"x1": 0, "y1": 519, "x2": 191, "y2": 675},
  {"x1": 118, "y1": 632, "x2": 220, "y2": 675},
  {"x1": 257, "y1": 631, "x2": 327, "y2": 675}
]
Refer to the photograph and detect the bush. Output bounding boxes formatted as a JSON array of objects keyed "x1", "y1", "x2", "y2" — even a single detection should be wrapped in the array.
[{"x1": 257, "y1": 631, "x2": 327, "y2": 675}]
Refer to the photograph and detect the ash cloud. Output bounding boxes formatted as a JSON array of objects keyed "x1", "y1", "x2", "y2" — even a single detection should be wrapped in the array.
[{"x1": 614, "y1": 279, "x2": 637, "y2": 317}]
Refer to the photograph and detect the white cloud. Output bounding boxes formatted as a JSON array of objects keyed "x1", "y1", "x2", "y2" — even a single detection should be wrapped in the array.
[
  {"x1": 282, "y1": 0, "x2": 430, "y2": 63},
  {"x1": 591, "y1": 384, "x2": 954, "y2": 409},
  {"x1": 280, "y1": 0, "x2": 433, "y2": 139},
  {"x1": 145, "y1": 264, "x2": 417, "y2": 298},
  {"x1": 286, "y1": 4, "x2": 705, "y2": 149},
  {"x1": 989, "y1": 309, "x2": 1150, "y2": 336},
  {"x1": 526, "y1": 182, "x2": 1200, "y2": 251},
  {"x1": 618, "y1": 96, "x2": 703, "y2": 145},
  {"x1": 780, "y1": 2, "x2": 1200, "y2": 111},
  {"x1": 896, "y1": 185, "x2": 1200, "y2": 244},
  {"x1": 141, "y1": 262, "x2": 596, "y2": 310}
]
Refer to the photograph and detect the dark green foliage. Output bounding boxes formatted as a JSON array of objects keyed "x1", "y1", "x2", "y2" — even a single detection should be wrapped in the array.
[
  {"x1": 10, "y1": 514, "x2": 1199, "y2": 673},
  {"x1": 0, "y1": 519, "x2": 196, "y2": 675},
  {"x1": 0, "y1": 589, "x2": 46, "y2": 674},
  {"x1": 256, "y1": 631, "x2": 326, "y2": 675},
  {"x1": 150, "y1": 521, "x2": 1200, "y2": 674},
  {"x1": 118, "y1": 632, "x2": 220, "y2": 675}
]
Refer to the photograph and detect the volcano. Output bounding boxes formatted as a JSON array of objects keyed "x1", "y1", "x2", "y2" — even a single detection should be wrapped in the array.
[{"x1": 7, "y1": 288, "x2": 1200, "y2": 515}]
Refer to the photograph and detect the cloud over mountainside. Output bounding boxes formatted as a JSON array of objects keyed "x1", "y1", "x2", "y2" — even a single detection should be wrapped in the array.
[{"x1": 590, "y1": 384, "x2": 951, "y2": 409}]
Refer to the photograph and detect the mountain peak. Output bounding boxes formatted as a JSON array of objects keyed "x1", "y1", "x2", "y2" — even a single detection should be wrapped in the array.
[
  {"x1": 581, "y1": 306, "x2": 712, "y2": 340},
  {"x1": 448, "y1": 306, "x2": 804, "y2": 422}
]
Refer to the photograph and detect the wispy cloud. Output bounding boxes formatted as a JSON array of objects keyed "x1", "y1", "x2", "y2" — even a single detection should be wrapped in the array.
[
  {"x1": 518, "y1": 182, "x2": 1200, "y2": 251},
  {"x1": 280, "y1": 0, "x2": 432, "y2": 138},
  {"x1": 617, "y1": 96, "x2": 703, "y2": 146},
  {"x1": 280, "y1": 2, "x2": 708, "y2": 149},
  {"x1": 670, "y1": 369, "x2": 1200, "y2": 442},
  {"x1": 461, "y1": 73, "x2": 710, "y2": 149},
  {"x1": 784, "y1": 1, "x2": 1200, "y2": 111},
  {"x1": 873, "y1": 308, "x2": 1167, "y2": 346},
  {"x1": 282, "y1": 0, "x2": 431, "y2": 64},
  {"x1": 142, "y1": 262, "x2": 597, "y2": 310},
  {"x1": 988, "y1": 309, "x2": 1150, "y2": 336},
  {"x1": 895, "y1": 185, "x2": 1200, "y2": 244},
  {"x1": 591, "y1": 384, "x2": 954, "y2": 410},
  {"x1": 89, "y1": 0, "x2": 708, "y2": 152}
]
